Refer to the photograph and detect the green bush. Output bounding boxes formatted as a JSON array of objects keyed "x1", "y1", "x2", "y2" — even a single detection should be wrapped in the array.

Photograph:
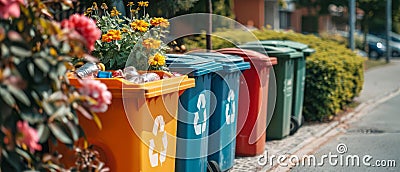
[
  {"x1": 252, "y1": 29, "x2": 364, "y2": 121},
  {"x1": 184, "y1": 29, "x2": 364, "y2": 121}
]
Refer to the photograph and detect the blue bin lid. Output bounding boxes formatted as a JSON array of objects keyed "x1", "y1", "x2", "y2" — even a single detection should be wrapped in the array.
[
  {"x1": 166, "y1": 54, "x2": 223, "y2": 76},
  {"x1": 187, "y1": 52, "x2": 250, "y2": 73}
]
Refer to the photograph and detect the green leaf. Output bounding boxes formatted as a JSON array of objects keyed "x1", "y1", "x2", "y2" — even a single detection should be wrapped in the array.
[
  {"x1": 42, "y1": 101, "x2": 54, "y2": 115},
  {"x1": 1, "y1": 44, "x2": 9, "y2": 57},
  {"x1": 7, "y1": 85, "x2": 30, "y2": 106},
  {"x1": 48, "y1": 123, "x2": 72, "y2": 144},
  {"x1": 2, "y1": 150, "x2": 22, "y2": 171},
  {"x1": 34, "y1": 58, "x2": 50, "y2": 73},
  {"x1": 15, "y1": 148, "x2": 32, "y2": 163},
  {"x1": 66, "y1": 121, "x2": 79, "y2": 141},
  {"x1": 0, "y1": 87, "x2": 16, "y2": 107},
  {"x1": 48, "y1": 91, "x2": 64, "y2": 101},
  {"x1": 49, "y1": 105, "x2": 68, "y2": 121},
  {"x1": 28, "y1": 63, "x2": 35, "y2": 77},
  {"x1": 10, "y1": 45, "x2": 32, "y2": 57},
  {"x1": 37, "y1": 124, "x2": 50, "y2": 143},
  {"x1": 61, "y1": 42, "x2": 71, "y2": 53},
  {"x1": 57, "y1": 63, "x2": 67, "y2": 76}
]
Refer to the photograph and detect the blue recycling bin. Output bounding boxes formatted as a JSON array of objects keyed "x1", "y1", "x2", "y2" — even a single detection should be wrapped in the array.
[
  {"x1": 188, "y1": 52, "x2": 250, "y2": 171},
  {"x1": 166, "y1": 54, "x2": 222, "y2": 172}
]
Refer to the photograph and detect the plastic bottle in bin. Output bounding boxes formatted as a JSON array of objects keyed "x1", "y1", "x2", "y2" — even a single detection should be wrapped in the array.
[{"x1": 75, "y1": 62, "x2": 105, "y2": 79}]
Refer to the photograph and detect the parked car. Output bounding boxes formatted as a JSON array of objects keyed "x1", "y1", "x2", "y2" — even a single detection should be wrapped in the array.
[
  {"x1": 370, "y1": 32, "x2": 400, "y2": 57},
  {"x1": 366, "y1": 34, "x2": 386, "y2": 59}
]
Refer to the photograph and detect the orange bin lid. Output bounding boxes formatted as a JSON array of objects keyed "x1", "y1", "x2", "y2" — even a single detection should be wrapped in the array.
[
  {"x1": 216, "y1": 48, "x2": 277, "y2": 66},
  {"x1": 68, "y1": 71, "x2": 195, "y2": 98}
]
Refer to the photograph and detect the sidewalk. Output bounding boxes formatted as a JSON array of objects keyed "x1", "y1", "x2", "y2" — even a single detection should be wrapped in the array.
[{"x1": 232, "y1": 60, "x2": 400, "y2": 172}]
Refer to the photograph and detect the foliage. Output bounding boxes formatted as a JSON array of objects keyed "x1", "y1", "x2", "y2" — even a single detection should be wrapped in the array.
[
  {"x1": 253, "y1": 29, "x2": 364, "y2": 121},
  {"x1": 183, "y1": 29, "x2": 364, "y2": 121},
  {"x1": 319, "y1": 32, "x2": 364, "y2": 50},
  {"x1": 0, "y1": 0, "x2": 111, "y2": 171},
  {"x1": 86, "y1": 1, "x2": 170, "y2": 70}
]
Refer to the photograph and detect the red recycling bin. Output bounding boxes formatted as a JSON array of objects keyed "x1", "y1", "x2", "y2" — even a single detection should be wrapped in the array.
[{"x1": 216, "y1": 48, "x2": 277, "y2": 156}]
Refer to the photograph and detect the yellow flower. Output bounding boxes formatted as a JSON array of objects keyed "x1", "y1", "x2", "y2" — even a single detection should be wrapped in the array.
[
  {"x1": 49, "y1": 47, "x2": 57, "y2": 57},
  {"x1": 101, "y1": 3, "x2": 108, "y2": 10},
  {"x1": 110, "y1": 7, "x2": 121, "y2": 17},
  {"x1": 121, "y1": 28, "x2": 129, "y2": 33},
  {"x1": 148, "y1": 53, "x2": 166, "y2": 66},
  {"x1": 84, "y1": 8, "x2": 93, "y2": 16},
  {"x1": 130, "y1": 20, "x2": 149, "y2": 32},
  {"x1": 92, "y1": 2, "x2": 98, "y2": 10},
  {"x1": 142, "y1": 38, "x2": 162, "y2": 49},
  {"x1": 0, "y1": 27, "x2": 5, "y2": 42},
  {"x1": 148, "y1": 58, "x2": 157, "y2": 66},
  {"x1": 138, "y1": 1, "x2": 149, "y2": 7},
  {"x1": 130, "y1": 9, "x2": 138, "y2": 14},
  {"x1": 150, "y1": 17, "x2": 170, "y2": 28},
  {"x1": 127, "y1": 2, "x2": 134, "y2": 6}
]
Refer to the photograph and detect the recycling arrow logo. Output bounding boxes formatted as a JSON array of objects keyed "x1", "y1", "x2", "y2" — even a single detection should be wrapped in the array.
[
  {"x1": 194, "y1": 93, "x2": 207, "y2": 135},
  {"x1": 225, "y1": 89, "x2": 236, "y2": 125},
  {"x1": 148, "y1": 115, "x2": 168, "y2": 167}
]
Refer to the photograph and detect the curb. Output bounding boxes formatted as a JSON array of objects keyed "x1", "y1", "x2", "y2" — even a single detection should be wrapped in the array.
[{"x1": 268, "y1": 87, "x2": 400, "y2": 172}]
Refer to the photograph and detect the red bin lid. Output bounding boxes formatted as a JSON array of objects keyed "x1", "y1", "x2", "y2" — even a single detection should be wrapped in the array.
[{"x1": 216, "y1": 48, "x2": 277, "y2": 66}]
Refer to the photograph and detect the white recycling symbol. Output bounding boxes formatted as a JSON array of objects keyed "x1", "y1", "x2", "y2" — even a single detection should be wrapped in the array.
[
  {"x1": 148, "y1": 115, "x2": 168, "y2": 167},
  {"x1": 194, "y1": 93, "x2": 207, "y2": 135},
  {"x1": 225, "y1": 89, "x2": 236, "y2": 125}
]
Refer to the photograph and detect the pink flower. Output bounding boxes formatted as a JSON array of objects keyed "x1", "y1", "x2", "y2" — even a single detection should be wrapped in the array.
[
  {"x1": 0, "y1": 0, "x2": 25, "y2": 19},
  {"x1": 16, "y1": 121, "x2": 42, "y2": 153},
  {"x1": 79, "y1": 79, "x2": 112, "y2": 113},
  {"x1": 61, "y1": 14, "x2": 101, "y2": 51}
]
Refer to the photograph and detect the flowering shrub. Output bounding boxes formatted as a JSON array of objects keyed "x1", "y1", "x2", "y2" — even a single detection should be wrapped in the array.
[
  {"x1": 86, "y1": 1, "x2": 170, "y2": 70},
  {"x1": 0, "y1": 0, "x2": 110, "y2": 171}
]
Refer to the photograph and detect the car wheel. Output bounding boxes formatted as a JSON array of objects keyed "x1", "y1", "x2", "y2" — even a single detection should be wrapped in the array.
[
  {"x1": 369, "y1": 50, "x2": 380, "y2": 59},
  {"x1": 392, "y1": 51, "x2": 399, "y2": 57}
]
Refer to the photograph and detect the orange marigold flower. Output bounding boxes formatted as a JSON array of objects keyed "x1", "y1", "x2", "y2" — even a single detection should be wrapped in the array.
[
  {"x1": 142, "y1": 38, "x2": 162, "y2": 49},
  {"x1": 101, "y1": 29, "x2": 122, "y2": 42},
  {"x1": 130, "y1": 20, "x2": 149, "y2": 32},
  {"x1": 150, "y1": 17, "x2": 170, "y2": 28}
]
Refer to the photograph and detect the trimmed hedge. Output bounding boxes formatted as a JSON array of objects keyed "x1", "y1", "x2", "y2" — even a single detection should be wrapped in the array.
[
  {"x1": 253, "y1": 29, "x2": 364, "y2": 121},
  {"x1": 184, "y1": 29, "x2": 364, "y2": 121}
]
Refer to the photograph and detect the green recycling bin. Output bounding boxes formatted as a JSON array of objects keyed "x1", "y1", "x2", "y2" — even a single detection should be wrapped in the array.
[
  {"x1": 244, "y1": 41, "x2": 315, "y2": 135},
  {"x1": 238, "y1": 44, "x2": 302, "y2": 139}
]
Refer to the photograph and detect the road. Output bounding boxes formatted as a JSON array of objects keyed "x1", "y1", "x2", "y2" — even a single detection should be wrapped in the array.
[{"x1": 292, "y1": 93, "x2": 400, "y2": 171}]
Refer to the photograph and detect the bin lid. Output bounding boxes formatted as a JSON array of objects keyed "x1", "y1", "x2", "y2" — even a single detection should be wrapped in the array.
[
  {"x1": 216, "y1": 48, "x2": 277, "y2": 66},
  {"x1": 245, "y1": 40, "x2": 315, "y2": 56},
  {"x1": 166, "y1": 54, "x2": 223, "y2": 76},
  {"x1": 238, "y1": 45, "x2": 302, "y2": 59},
  {"x1": 187, "y1": 52, "x2": 251, "y2": 72}
]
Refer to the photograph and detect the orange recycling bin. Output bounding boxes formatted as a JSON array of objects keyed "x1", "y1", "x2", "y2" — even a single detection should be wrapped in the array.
[
  {"x1": 216, "y1": 48, "x2": 277, "y2": 156},
  {"x1": 55, "y1": 71, "x2": 195, "y2": 171}
]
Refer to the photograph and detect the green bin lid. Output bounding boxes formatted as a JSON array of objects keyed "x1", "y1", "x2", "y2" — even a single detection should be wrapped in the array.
[
  {"x1": 188, "y1": 52, "x2": 250, "y2": 72},
  {"x1": 166, "y1": 54, "x2": 223, "y2": 76},
  {"x1": 238, "y1": 45, "x2": 303, "y2": 59},
  {"x1": 245, "y1": 40, "x2": 315, "y2": 56}
]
